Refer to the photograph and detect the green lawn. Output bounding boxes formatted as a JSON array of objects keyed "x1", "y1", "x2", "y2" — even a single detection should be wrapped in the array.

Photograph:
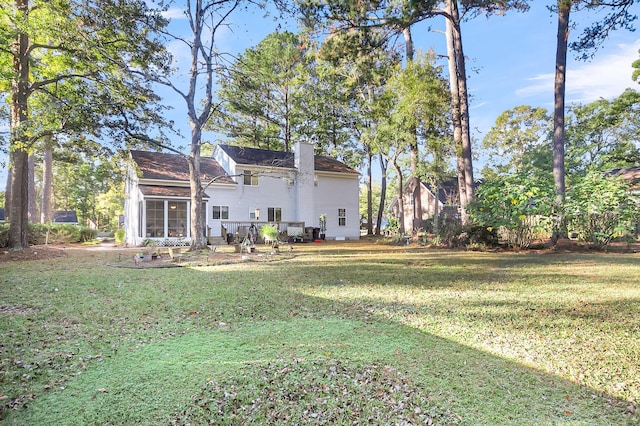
[{"x1": 1, "y1": 241, "x2": 638, "y2": 425}]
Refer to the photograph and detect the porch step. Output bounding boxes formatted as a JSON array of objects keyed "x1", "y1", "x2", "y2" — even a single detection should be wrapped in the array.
[{"x1": 208, "y1": 237, "x2": 227, "y2": 246}]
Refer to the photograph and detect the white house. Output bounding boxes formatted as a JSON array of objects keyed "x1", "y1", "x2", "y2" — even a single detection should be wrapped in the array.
[{"x1": 124, "y1": 141, "x2": 360, "y2": 246}]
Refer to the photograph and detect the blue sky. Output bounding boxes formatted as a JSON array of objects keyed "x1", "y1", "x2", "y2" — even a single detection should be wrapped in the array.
[
  {"x1": 1, "y1": 1, "x2": 639, "y2": 186},
  {"x1": 158, "y1": 1, "x2": 640, "y2": 176}
]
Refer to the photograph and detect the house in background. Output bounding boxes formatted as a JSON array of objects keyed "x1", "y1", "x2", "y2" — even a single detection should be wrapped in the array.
[
  {"x1": 52, "y1": 210, "x2": 79, "y2": 225},
  {"x1": 389, "y1": 177, "x2": 460, "y2": 233},
  {"x1": 124, "y1": 141, "x2": 360, "y2": 246},
  {"x1": 608, "y1": 166, "x2": 640, "y2": 195}
]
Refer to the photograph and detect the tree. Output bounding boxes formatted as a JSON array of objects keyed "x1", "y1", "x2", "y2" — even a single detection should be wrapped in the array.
[
  {"x1": 389, "y1": 52, "x2": 452, "y2": 232},
  {"x1": 565, "y1": 171, "x2": 638, "y2": 248},
  {"x1": 565, "y1": 88, "x2": 640, "y2": 174},
  {"x1": 50, "y1": 149, "x2": 121, "y2": 227},
  {"x1": 213, "y1": 30, "x2": 308, "y2": 152},
  {"x1": 316, "y1": 27, "x2": 399, "y2": 235},
  {"x1": 483, "y1": 105, "x2": 552, "y2": 176},
  {"x1": 549, "y1": 0, "x2": 637, "y2": 244},
  {"x1": 1, "y1": 0, "x2": 169, "y2": 250},
  {"x1": 146, "y1": 0, "x2": 268, "y2": 251},
  {"x1": 298, "y1": 0, "x2": 530, "y2": 224}
]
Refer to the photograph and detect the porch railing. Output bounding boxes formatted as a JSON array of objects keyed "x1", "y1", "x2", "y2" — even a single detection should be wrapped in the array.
[{"x1": 221, "y1": 221, "x2": 305, "y2": 240}]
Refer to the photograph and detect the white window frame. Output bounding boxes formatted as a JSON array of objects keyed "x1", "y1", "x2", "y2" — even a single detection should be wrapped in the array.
[
  {"x1": 212, "y1": 205, "x2": 229, "y2": 220},
  {"x1": 243, "y1": 170, "x2": 258, "y2": 186},
  {"x1": 338, "y1": 208, "x2": 346, "y2": 227}
]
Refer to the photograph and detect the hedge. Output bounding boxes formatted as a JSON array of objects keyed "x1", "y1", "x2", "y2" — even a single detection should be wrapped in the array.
[{"x1": 0, "y1": 223, "x2": 98, "y2": 248}]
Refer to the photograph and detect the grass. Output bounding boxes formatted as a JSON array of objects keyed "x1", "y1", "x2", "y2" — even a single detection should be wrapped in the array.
[{"x1": 0, "y1": 241, "x2": 639, "y2": 425}]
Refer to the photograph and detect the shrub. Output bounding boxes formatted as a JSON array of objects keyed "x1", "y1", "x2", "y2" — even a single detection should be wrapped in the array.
[
  {"x1": 0, "y1": 224, "x2": 8, "y2": 247},
  {"x1": 115, "y1": 229, "x2": 125, "y2": 245},
  {"x1": 260, "y1": 224, "x2": 279, "y2": 242},
  {"x1": 79, "y1": 227, "x2": 98, "y2": 242},
  {"x1": 0, "y1": 223, "x2": 98, "y2": 248},
  {"x1": 465, "y1": 225, "x2": 499, "y2": 248},
  {"x1": 28, "y1": 223, "x2": 50, "y2": 245},
  {"x1": 469, "y1": 173, "x2": 554, "y2": 248},
  {"x1": 565, "y1": 171, "x2": 639, "y2": 249}
]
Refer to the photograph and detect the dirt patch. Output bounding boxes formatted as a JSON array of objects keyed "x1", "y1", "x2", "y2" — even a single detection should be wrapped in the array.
[{"x1": 0, "y1": 245, "x2": 68, "y2": 263}]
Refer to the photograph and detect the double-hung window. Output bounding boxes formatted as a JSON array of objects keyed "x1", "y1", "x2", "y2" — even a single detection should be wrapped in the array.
[
  {"x1": 268, "y1": 207, "x2": 282, "y2": 222},
  {"x1": 338, "y1": 208, "x2": 346, "y2": 226},
  {"x1": 243, "y1": 170, "x2": 258, "y2": 186},
  {"x1": 212, "y1": 205, "x2": 229, "y2": 220}
]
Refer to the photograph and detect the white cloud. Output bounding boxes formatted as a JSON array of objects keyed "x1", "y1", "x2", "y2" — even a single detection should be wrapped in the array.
[
  {"x1": 516, "y1": 39, "x2": 640, "y2": 103},
  {"x1": 161, "y1": 8, "x2": 187, "y2": 20}
]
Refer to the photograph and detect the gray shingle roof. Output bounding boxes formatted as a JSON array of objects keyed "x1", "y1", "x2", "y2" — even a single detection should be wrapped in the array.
[
  {"x1": 218, "y1": 144, "x2": 359, "y2": 175},
  {"x1": 130, "y1": 150, "x2": 235, "y2": 184}
]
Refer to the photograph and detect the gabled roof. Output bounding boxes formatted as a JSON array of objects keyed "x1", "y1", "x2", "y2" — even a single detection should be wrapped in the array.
[
  {"x1": 139, "y1": 185, "x2": 209, "y2": 199},
  {"x1": 218, "y1": 144, "x2": 359, "y2": 175},
  {"x1": 608, "y1": 166, "x2": 640, "y2": 190},
  {"x1": 52, "y1": 210, "x2": 78, "y2": 224},
  {"x1": 130, "y1": 150, "x2": 235, "y2": 184}
]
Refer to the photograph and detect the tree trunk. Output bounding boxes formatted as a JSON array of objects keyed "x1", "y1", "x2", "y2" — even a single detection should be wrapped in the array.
[
  {"x1": 5, "y1": 167, "x2": 12, "y2": 218},
  {"x1": 376, "y1": 155, "x2": 388, "y2": 236},
  {"x1": 188, "y1": 135, "x2": 207, "y2": 250},
  {"x1": 433, "y1": 181, "x2": 440, "y2": 235},
  {"x1": 28, "y1": 153, "x2": 37, "y2": 222},
  {"x1": 445, "y1": 0, "x2": 474, "y2": 226},
  {"x1": 392, "y1": 159, "x2": 405, "y2": 234},
  {"x1": 9, "y1": 0, "x2": 30, "y2": 250},
  {"x1": 552, "y1": 0, "x2": 569, "y2": 245},
  {"x1": 403, "y1": 25, "x2": 422, "y2": 232},
  {"x1": 366, "y1": 148, "x2": 373, "y2": 236},
  {"x1": 9, "y1": 150, "x2": 29, "y2": 250},
  {"x1": 41, "y1": 140, "x2": 53, "y2": 223}
]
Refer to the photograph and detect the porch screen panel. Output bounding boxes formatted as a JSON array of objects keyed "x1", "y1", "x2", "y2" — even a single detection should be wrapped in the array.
[
  {"x1": 168, "y1": 201, "x2": 188, "y2": 237},
  {"x1": 146, "y1": 200, "x2": 165, "y2": 237}
]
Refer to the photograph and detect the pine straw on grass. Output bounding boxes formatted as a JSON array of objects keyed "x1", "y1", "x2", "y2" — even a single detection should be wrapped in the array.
[{"x1": 171, "y1": 358, "x2": 458, "y2": 425}]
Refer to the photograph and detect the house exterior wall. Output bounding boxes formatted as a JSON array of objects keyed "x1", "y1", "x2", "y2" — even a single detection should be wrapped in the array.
[
  {"x1": 392, "y1": 182, "x2": 445, "y2": 233},
  {"x1": 125, "y1": 143, "x2": 360, "y2": 245},
  {"x1": 314, "y1": 173, "x2": 360, "y2": 239}
]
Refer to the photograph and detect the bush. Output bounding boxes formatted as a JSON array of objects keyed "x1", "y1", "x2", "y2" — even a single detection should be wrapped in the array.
[
  {"x1": 260, "y1": 224, "x2": 279, "y2": 242},
  {"x1": 565, "y1": 171, "x2": 639, "y2": 249},
  {"x1": 115, "y1": 229, "x2": 125, "y2": 245},
  {"x1": 465, "y1": 225, "x2": 499, "y2": 248},
  {"x1": 469, "y1": 173, "x2": 554, "y2": 249},
  {"x1": 0, "y1": 223, "x2": 98, "y2": 248},
  {"x1": 0, "y1": 224, "x2": 8, "y2": 247}
]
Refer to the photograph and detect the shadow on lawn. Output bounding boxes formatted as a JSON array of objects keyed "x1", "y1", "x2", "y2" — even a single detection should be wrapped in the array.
[{"x1": 1, "y1": 248, "x2": 638, "y2": 425}]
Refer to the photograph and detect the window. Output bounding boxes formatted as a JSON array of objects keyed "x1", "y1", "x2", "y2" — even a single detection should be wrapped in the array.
[
  {"x1": 146, "y1": 200, "x2": 165, "y2": 237},
  {"x1": 243, "y1": 170, "x2": 258, "y2": 186},
  {"x1": 212, "y1": 205, "x2": 229, "y2": 220},
  {"x1": 167, "y1": 201, "x2": 188, "y2": 237},
  {"x1": 268, "y1": 207, "x2": 282, "y2": 222},
  {"x1": 338, "y1": 208, "x2": 346, "y2": 227}
]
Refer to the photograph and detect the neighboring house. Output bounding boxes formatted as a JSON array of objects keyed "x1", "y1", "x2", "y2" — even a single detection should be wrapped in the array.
[
  {"x1": 52, "y1": 210, "x2": 79, "y2": 225},
  {"x1": 608, "y1": 166, "x2": 640, "y2": 195},
  {"x1": 389, "y1": 177, "x2": 460, "y2": 233},
  {"x1": 0, "y1": 208, "x2": 5, "y2": 223},
  {"x1": 124, "y1": 141, "x2": 360, "y2": 246}
]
